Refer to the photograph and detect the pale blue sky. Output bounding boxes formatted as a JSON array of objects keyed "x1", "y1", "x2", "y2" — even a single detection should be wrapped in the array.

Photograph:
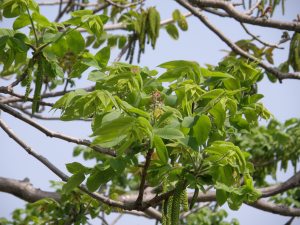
[{"x1": 1, "y1": 1, "x2": 300, "y2": 224}]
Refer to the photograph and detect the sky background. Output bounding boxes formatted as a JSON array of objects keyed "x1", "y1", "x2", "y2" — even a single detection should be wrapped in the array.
[{"x1": 1, "y1": 0, "x2": 300, "y2": 224}]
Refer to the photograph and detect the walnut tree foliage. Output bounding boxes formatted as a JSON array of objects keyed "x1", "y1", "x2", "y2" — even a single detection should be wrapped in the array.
[{"x1": 0, "y1": 0, "x2": 300, "y2": 224}]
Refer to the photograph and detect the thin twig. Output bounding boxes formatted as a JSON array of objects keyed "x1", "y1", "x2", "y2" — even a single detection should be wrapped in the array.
[
  {"x1": 103, "y1": 0, "x2": 145, "y2": 8},
  {"x1": 0, "y1": 118, "x2": 69, "y2": 181},
  {"x1": 0, "y1": 104, "x2": 116, "y2": 157},
  {"x1": 26, "y1": 5, "x2": 39, "y2": 47},
  {"x1": 240, "y1": 22, "x2": 284, "y2": 49},
  {"x1": 110, "y1": 214, "x2": 123, "y2": 225},
  {"x1": 245, "y1": 0, "x2": 262, "y2": 15},
  {"x1": 180, "y1": 203, "x2": 210, "y2": 219}
]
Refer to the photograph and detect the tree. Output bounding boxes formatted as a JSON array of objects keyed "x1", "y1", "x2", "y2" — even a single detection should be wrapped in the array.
[{"x1": 0, "y1": 0, "x2": 300, "y2": 224}]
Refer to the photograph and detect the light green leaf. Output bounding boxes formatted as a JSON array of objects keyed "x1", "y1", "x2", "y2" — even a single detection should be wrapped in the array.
[
  {"x1": 193, "y1": 115, "x2": 211, "y2": 145},
  {"x1": 165, "y1": 24, "x2": 179, "y2": 40},
  {"x1": 153, "y1": 135, "x2": 168, "y2": 164},
  {"x1": 154, "y1": 127, "x2": 184, "y2": 140},
  {"x1": 32, "y1": 12, "x2": 51, "y2": 27},
  {"x1": 13, "y1": 14, "x2": 30, "y2": 30}
]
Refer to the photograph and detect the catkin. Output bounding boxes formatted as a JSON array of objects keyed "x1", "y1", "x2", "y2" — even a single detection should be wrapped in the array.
[{"x1": 180, "y1": 188, "x2": 189, "y2": 212}]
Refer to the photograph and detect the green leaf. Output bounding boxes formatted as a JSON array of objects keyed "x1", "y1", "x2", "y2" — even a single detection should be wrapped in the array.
[
  {"x1": 216, "y1": 189, "x2": 228, "y2": 206},
  {"x1": 154, "y1": 127, "x2": 184, "y2": 140},
  {"x1": 209, "y1": 101, "x2": 226, "y2": 129},
  {"x1": 66, "y1": 162, "x2": 87, "y2": 174},
  {"x1": 88, "y1": 70, "x2": 106, "y2": 82},
  {"x1": 95, "y1": 46, "x2": 110, "y2": 68},
  {"x1": 13, "y1": 14, "x2": 30, "y2": 30},
  {"x1": 193, "y1": 115, "x2": 211, "y2": 145},
  {"x1": 86, "y1": 168, "x2": 115, "y2": 192},
  {"x1": 165, "y1": 24, "x2": 179, "y2": 40},
  {"x1": 62, "y1": 172, "x2": 85, "y2": 194},
  {"x1": 200, "y1": 68, "x2": 234, "y2": 79},
  {"x1": 182, "y1": 116, "x2": 194, "y2": 128},
  {"x1": 92, "y1": 117, "x2": 135, "y2": 144},
  {"x1": 66, "y1": 29, "x2": 85, "y2": 53},
  {"x1": 109, "y1": 157, "x2": 127, "y2": 173},
  {"x1": 153, "y1": 135, "x2": 168, "y2": 164},
  {"x1": 71, "y1": 9, "x2": 93, "y2": 18},
  {"x1": 32, "y1": 12, "x2": 51, "y2": 27}
]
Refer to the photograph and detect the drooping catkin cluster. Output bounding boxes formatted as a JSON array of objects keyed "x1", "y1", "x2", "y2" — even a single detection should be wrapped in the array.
[{"x1": 162, "y1": 179, "x2": 188, "y2": 225}]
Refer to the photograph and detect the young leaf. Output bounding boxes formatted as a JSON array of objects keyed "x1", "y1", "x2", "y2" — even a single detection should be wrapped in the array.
[
  {"x1": 62, "y1": 172, "x2": 85, "y2": 194},
  {"x1": 165, "y1": 24, "x2": 179, "y2": 40}
]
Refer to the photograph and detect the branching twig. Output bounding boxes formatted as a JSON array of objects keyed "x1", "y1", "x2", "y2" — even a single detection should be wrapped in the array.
[
  {"x1": 187, "y1": 0, "x2": 300, "y2": 32},
  {"x1": 176, "y1": 0, "x2": 300, "y2": 81},
  {"x1": 0, "y1": 104, "x2": 116, "y2": 157},
  {"x1": 0, "y1": 118, "x2": 128, "y2": 210}
]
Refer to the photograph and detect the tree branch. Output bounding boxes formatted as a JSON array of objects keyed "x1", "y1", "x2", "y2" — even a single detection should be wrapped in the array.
[
  {"x1": 249, "y1": 199, "x2": 300, "y2": 217},
  {"x1": 135, "y1": 148, "x2": 154, "y2": 209},
  {"x1": 175, "y1": 0, "x2": 300, "y2": 81},
  {"x1": 187, "y1": 0, "x2": 300, "y2": 32},
  {"x1": 0, "y1": 104, "x2": 116, "y2": 157},
  {"x1": 0, "y1": 118, "x2": 128, "y2": 210},
  {"x1": 0, "y1": 177, "x2": 60, "y2": 202}
]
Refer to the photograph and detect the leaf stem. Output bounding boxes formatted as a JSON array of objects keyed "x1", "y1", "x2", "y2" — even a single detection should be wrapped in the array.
[{"x1": 26, "y1": 5, "x2": 39, "y2": 47}]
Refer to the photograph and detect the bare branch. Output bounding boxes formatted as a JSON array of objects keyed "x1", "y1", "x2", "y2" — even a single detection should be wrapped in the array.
[
  {"x1": 249, "y1": 199, "x2": 300, "y2": 217},
  {"x1": 187, "y1": 0, "x2": 300, "y2": 32},
  {"x1": 175, "y1": 0, "x2": 300, "y2": 81},
  {"x1": 0, "y1": 104, "x2": 116, "y2": 157},
  {"x1": 260, "y1": 170, "x2": 300, "y2": 198},
  {"x1": 0, "y1": 177, "x2": 60, "y2": 202}
]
